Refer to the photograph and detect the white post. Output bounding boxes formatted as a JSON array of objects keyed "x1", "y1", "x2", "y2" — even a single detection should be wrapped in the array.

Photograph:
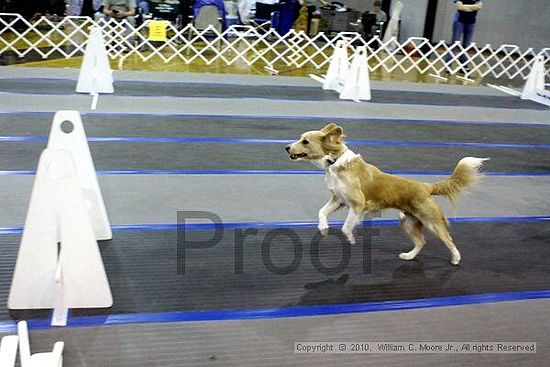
[
  {"x1": 340, "y1": 46, "x2": 372, "y2": 102},
  {"x1": 76, "y1": 25, "x2": 114, "y2": 109},
  {"x1": 0, "y1": 335, "x2": 19, "y2": 367},
  {"x1": 323, "y1": 40, "x2": 350, "y2": 93},
  {"x1": 17, "y1": 321, "x2": 65, "y2": 366},
  {"x1": 47, "y1": 111, "x2": 112, "y2": 240},
  {"x1": 520, "y1": 54, "x2": 550, "y2": 106},
  {"x1": 8, "y1": 150, "x2": 113, "y2": 325}
]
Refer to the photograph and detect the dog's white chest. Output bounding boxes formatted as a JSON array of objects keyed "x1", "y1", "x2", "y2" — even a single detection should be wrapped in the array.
[
  {"x1": 323, "y1": 150, "x2": 361, "y2": 200},
  {"x1": 325, "y1": 169, "x2": 339, "y2": 190}
]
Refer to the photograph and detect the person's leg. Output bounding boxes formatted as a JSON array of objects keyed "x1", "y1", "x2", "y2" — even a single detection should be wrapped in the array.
[
  {"x1": 123, "y1": 15, "x2": 136, "y2": 47},
  {"x1": 444, "y1": 20, "x2": 464, "y2": 64},
  {"x1": 459, "y1": 22, "x2": 475, "y2": 65},
  {"x1": 306, "y1": 5, "x2": 315, "y2": 35}
]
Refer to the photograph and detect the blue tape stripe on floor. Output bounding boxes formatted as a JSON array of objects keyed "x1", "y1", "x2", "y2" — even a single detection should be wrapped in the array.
[
  {"x1": 0, "y1": 169, "x2": 549, "y2": 176},
  {"x1": 0, "y1": 289, "x2": 549, "y2": 333},
  {"x1": 1, "y1": 136, "x2": 548, "y2": 149},
  {"x1": 1, "y1": 110, "x2": 549, "y2": 127},
  {"x1": 1, "y1": 216, "x2": 548, "y2": 235}
]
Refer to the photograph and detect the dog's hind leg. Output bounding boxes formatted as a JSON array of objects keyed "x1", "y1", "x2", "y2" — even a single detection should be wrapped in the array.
[
  {"x1": 415, "y1": 199, "x2": 461, "y2": 265},
  {"x1": 398, "y1": 212, "x2": 426, "y2": 261},
  {"x1": 431, "y1": 222, "x2": 461, "y2": 265},
  {"x1": 318, "y1": 195, "x2": 343, "y2": 236}
]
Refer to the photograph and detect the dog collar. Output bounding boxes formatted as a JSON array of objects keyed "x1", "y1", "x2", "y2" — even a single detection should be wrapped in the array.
[{"x1": 325, "y1": 149, "x2": 360, "y2": 169}]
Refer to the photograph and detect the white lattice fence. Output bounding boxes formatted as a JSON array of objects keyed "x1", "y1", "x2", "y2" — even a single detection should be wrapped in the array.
[{"x1": 1, "y1": 13, "x2": 548, "y2": 81}]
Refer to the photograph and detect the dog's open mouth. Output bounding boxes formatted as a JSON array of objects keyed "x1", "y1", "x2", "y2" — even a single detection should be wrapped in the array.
[{"x1": 290, "y1": 153, "x2": 307, "y2": 160}]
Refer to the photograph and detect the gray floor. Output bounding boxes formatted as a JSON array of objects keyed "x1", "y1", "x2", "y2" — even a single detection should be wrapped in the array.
[
  {"x1": 1, "y1": 92, "x2": 549, "y2": 124},
  {"x1": 0, "y1": 67, "x2": 548, "y2": 367},
  {"x1": 1, "y1": 141, "x2": 548, "y2": 172},
  {"x1": 1, "y1": 78, "x2": 544, "y2": 109},
  {"x1": 1, "y1": 113, "x2": 549, "y2": 143},
  {"x1": 1, "y1": 299, "x2": 548, "y2": 367},
  {"x1": 0, "y1": 175, "x2": 547, "y2": 228},
  {"x1": 0, "y1": 66, "x2": 508, "y2": 95}
]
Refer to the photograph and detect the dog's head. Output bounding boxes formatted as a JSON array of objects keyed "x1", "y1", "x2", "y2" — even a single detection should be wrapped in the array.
[{"x1": 285, "y1": 123, "x2": 346, "y2": 162}]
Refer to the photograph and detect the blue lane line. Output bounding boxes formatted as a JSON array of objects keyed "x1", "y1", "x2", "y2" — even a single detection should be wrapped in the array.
[
  {"x1": 1, "y1": 289, "x2": 549, "y2": 333},
  {"x1": 0, "y1": 169, "x2": 549, "y2": 176},
  {"x1": 1, "y1": 110, "x2": 550, "y2": 127},
  {"x1": 1, "y1": 216, "x2": 548, "y2": 235},
  {"x1": 1, "y1": 135, "x2": 549, "y2": 149}
]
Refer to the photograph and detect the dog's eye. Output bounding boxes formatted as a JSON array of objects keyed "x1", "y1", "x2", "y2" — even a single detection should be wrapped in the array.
[{"x1": 302, "y1": 139, "x2": 309, "y2": 145}]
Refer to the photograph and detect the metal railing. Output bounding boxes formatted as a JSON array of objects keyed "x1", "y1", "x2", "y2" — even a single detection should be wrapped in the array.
[{"x1": 1, "y1": 13, "x2": 548, "y2": 81}]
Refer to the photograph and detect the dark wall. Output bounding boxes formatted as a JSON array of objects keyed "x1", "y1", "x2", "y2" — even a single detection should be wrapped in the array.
[{"x1": 6, "y1": 0, "x2": 66, "y2": 17}]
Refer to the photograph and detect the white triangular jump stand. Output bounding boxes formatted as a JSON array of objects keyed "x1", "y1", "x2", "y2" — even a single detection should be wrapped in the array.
[
  {"x1": 76, "y1": 26, "x2": 114, "y2": 110},
  {"x1": 48, "y1": 111, "x2": 112, "y2": 241},
  {"x1": 0, "y1": 335, "x2": 19, "y2": 367},
  {"x1": 310, "y1": 40, "x2": 350, "y2": 93},
  {"x1": 8, "y1": 148, "x2": 113, "y2": 326},
  {"x1": 487, "y1": 54, "x2": 549, "y2": 107},
  {"x1": 520, "y1": 54, "x2": 550, "y2": 107},
  {"x1": 18, "y1": 321, "x2": 64, "y2": 367},
  {"x1": 339, "y1": 46, "x2": 371, "y2": 102}
]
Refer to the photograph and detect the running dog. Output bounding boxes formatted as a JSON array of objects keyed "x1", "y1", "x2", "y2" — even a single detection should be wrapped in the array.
[{"x1": 285, "y1": 123, "x2": 488, "y2": 265}]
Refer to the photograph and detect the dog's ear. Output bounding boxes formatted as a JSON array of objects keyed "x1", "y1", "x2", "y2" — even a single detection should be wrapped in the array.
[
  {"x1": 321, "y1": 123, "x2": 337, "y2": 133},
  {"x1": 323, "y1": 125, "x2": 344, "y2": 143}
]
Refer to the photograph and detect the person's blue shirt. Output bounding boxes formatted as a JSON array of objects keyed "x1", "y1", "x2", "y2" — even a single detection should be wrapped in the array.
[{"x1": 453, "y1": 0, "x2": 483, "y2": 24}]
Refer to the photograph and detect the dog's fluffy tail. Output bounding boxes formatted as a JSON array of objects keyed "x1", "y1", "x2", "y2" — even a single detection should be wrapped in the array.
[{"x1": 430, "y1": 157, "x2": 489, "y2": 206}]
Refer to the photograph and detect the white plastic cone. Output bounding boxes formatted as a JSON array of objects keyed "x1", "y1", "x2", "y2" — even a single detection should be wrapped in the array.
[
  {"x1": 76, "y1": 26, "x2": 114, "y2": 94},
  {"x1": 48, "y1": 111, "x2": 112, "y2": 240},
  {"x1": 520, "y1": 54, "x2": 550, "y2": 106},
  {"x1": 8, "y1": 149, "x2": 113, "y2": 314},
  {"x1": 323, "y1": 40, "x2": 350, "y2": 93},
  {"x1": 340, "y1": 46, "x2": 371, "y2": 102}
]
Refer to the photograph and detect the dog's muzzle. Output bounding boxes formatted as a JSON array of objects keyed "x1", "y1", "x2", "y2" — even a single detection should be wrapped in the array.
[
  {"x1": 289, "y1": 153, "x2": 307, "y2": 160},
  {"x1": 285, "y1": 145, "x2": 307, "y2": 160}
]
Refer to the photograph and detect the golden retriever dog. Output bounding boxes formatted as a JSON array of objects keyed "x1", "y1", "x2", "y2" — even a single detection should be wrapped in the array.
[{"x1": 285, "y1": 123, "x2": 488, "y2": 265}]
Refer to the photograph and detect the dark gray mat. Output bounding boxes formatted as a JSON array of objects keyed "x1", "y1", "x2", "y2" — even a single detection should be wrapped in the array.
[
  {"x1": 0, "y1": 78, "x2": 546, "y2": 110},
  {"x1": 0, "y1": 141, "x2": 548, "y2": 172},
  {"x1": 2, "y1": 113, "x2": 550, "y2": 145},
  {"x1": 1, "y1": 222, "x2": 549, "y2": 321}
]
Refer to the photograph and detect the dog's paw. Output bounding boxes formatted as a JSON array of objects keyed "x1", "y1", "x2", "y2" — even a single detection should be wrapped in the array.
[
  {"x1": 343, "y1": 231, "x2": 356, "y2": 245},
  {"x1": 318, "y1": 225, "x2": 329, "y2": 237},
  {"x1": 451, "y1": 253, "x2": 461, "y2": 266},
  {"x1": 399, "y1": 252, "x2": 416, "y2": 261}
]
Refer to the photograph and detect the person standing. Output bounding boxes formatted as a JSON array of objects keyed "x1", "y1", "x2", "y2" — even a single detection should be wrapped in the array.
[
  {"x1": 102, "y1": 0, "x2": 137, "y2": 21},
  {"x1": 300, "y1": 0, "x2": 329, "y2": 36},
  {"x1": 445, "y1": 0, "x2": 484, "y2": 68},
  {"x1": 67, "y1": 0, "x2": 103, "y2": 17},
  {"x1": 372, "y1": 0, "x2": 387, "y2": 23},
  {"x1": 101, "y1": 0, "x2": 137, "y2": 48}
]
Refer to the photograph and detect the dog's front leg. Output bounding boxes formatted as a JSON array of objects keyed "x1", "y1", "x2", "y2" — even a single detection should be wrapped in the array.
[
  {"x1": 342, "y1": 207, "x2": 364, "y2": 245},
  {"x1": 318, "y1": 195, "x2": 342, "y2": 236}
]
